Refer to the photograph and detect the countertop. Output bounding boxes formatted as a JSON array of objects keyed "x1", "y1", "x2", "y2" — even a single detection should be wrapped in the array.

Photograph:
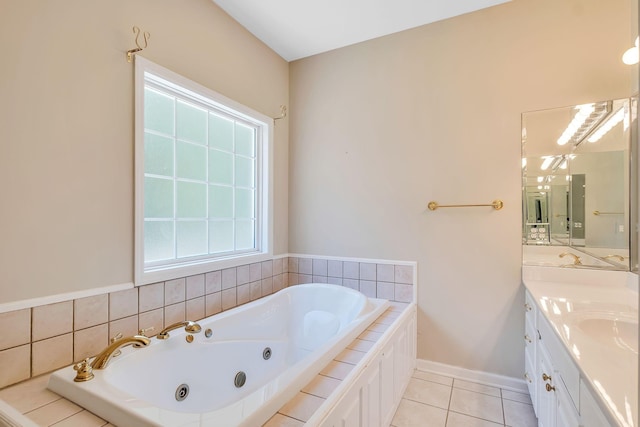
[{"x1": 523, "y1": 267, "x2": 638, "y2": 427}]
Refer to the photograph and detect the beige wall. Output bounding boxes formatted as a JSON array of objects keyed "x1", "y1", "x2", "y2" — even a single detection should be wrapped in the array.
[
  {"x1": 0, "y1": 0, "x2": 289, "y2": 304},
  {"x1": 289, "y1": 0, "x2": 636, "y2": 377}
]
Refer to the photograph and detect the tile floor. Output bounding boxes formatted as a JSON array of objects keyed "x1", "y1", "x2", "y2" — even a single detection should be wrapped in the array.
[{"x1": 392, "y1": 370, "x2": 538, "y2": 427}]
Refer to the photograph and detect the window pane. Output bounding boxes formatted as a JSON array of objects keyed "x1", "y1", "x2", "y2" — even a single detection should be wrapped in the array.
[
  {"x1": 176, "y1": 181, "x2": 206, "y2": 218},
  {"x1": 209, "y1": 149, "x2": 233, "y2": 185},
  {"x1": 144, "y1": 177, "x2": 173, "y2": 218},
  {"x1": 145, "y1": 133, "x2": 174, "y2": 177},
  {"x1": 209, "y1": 185, "x2": 233, "y2": 218},
  {"x1": 236, "y1": 220, "x2": 255, "y2": 250},
  {"x1": 144, "y1": 220, "x2": 174, "y2": 262},
  {"x1": 235, "y1": 188, "x2": 254, "y2": 219},
  {"x1": 177, "y1": 221, "x2": 207, "y2": 258},
  {"x1": 209, "y1": 113, "x2": 233, "y2": 151},
  {"x1": 145, "y1": 88, "x2": 174, "y2": 136},
  {"x1": 177, "y1": 100, "x2": 207, "y2": 144},
  {"x1": 176, "y1": 141, "x2": 206, "y2": 181},
  {"x1": 235, "y1": 156, "x2": 254, "y2": 188},
  {"x1": 235, "y1": 123, "x2": 255, "y2": 157},
  {"x1": 209, "y1": 221, "x2": 234, "y2": 253}
]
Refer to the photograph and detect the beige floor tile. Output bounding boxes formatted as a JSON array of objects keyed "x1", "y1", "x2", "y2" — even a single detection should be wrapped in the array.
[
  {"x1": 502, "y1": 389, "x2": 533, "y2": 404},
  {"x1": 449, "y1": 388, "x2": 503, "y2": 424},
  {"x1": 302, "y1": 375, "x2": 342, "y2": 399},
  {"x1": 263, "y1": 413, "x2": 304, "y2": 427},
  {"x1": 391, "y1": 398, "x2": 447, "y2": 427},
  {"x1": 503, "y1": 399, "x2": 537, "y2": 427},
  {"x1": 278, "y1": 392, "x2": 325, "y2": 422},
  {"x1": 319, "y1": 361, "x2": 354, "y2": 380},
  {"x1": 446, "y1": 411, "x2": 503, "y2": 427},
  {"x1": 49, "y1": 409, "x2": 107, "y2": 426},
  {"x1": 453, "y1": 379, "x2": 501, "y2": 397},
  {"x1": 0, "y1": 375, "x2": 59, "y2": 414},
  {"x1": 25, "y1": 399, "x2": 83, "y2": 426},
  {"x1": 412, "y1": 370, "x2": 454, "y2": 386},
  {"x1": 402, "y1": 378, "x2": 451, "y2": 409}
]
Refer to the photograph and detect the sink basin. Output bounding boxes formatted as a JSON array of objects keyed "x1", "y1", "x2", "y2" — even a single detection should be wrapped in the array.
[{"x1": 576, "y1": 316, "x2": 638, "y2": 354}]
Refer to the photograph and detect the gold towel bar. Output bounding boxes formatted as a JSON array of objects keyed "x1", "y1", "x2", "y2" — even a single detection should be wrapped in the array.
[
  {"x1": 593, "y1": 211, "x2": 623, "y2": 216},
  {"x1": 427, "y1": 200, "x2": 504, "y2": 211}
]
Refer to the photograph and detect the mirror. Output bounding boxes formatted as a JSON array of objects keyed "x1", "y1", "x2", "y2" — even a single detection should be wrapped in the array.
[{"x1": 522, "y1": 96, "x2": 637, "y2": 271}]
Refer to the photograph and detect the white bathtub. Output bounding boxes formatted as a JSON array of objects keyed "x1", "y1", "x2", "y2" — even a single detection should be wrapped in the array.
[{"x1": 48, "y1": 283, "x2": 389, "y2": 427}]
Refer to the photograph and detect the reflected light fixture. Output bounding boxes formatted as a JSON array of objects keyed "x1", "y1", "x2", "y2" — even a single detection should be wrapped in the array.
[
  {"x1": 622, "y1": 37, "x2": 639, "y2": 65},
  {"x1": 557, "y1": 102, "x2": 610, "y2": 146},
  {"x1": 587, "y1": 107, "x2": 626, "y2": 143},
  {"x1": 540, "y1": 156, "x2": 554, "y2": 170}
]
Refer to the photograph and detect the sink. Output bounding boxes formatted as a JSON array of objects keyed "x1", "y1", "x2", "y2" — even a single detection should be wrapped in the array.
[{"x1": 576, "y1": 316, "x2": 638, "y2": 354}]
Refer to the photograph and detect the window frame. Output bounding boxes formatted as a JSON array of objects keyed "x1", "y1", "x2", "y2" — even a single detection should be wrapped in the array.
[{"x1": 134, "y1": 57, "x2": 273, "y2": 286}]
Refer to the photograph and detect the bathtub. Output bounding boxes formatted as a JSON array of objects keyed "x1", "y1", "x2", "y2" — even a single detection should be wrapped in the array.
[{"x1": 48, "y1": 283, "x2": 389, "y2": 427}]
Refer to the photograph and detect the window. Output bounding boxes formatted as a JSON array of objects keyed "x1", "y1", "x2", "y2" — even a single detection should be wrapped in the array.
[{"x1": 134, "y1": 58, "x2": 272, "y2": 285}]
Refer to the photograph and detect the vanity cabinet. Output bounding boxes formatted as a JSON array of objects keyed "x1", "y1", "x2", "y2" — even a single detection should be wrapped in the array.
[{"x1": 524, "y1": 290, "x2": 612, "y2": 427}]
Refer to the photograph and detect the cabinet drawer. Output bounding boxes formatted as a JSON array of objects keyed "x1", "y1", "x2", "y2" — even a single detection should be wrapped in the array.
[{"x1": 537, "y1": 314, "x2": 580, "y2": 412}]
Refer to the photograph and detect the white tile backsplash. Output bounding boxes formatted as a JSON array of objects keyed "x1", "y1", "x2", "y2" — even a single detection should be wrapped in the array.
[
  {"x1": 222, "y1": 268, "x2": 237, "y2": 290},
  {"x1": 164, "y1": 278, "x2": 186, "y2": 305},
  {"x1": 205, "y1": 271, "x2": 222, "y2": 294},
  {"x1": 74, "y1": 295, "x2": 108, "y2": 331},
  {"x1": 138, "y1": 282, "x2": 164, "y2": 313},
  {"x1": 186, "y1": 275, "x2": 205, "y2": 300},
  {"x1": 32, "y1": 301, "x2": 73, "y2": 342},
  {"x1": 0, "y1": 308, "x2": 30, "y2": 350}
]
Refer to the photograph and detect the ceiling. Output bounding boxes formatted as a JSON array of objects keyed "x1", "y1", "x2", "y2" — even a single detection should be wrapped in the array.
[{"x1": 211, "y1": 0, "x2": 512, "y2": 61}]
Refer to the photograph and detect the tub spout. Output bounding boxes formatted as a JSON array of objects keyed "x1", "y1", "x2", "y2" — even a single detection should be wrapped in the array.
[
  {"x1": 157, "y1": 320, "x2": 202, "y2": 340},
  {"x1": 89, "y1": 335, "x2": 151, "y2": 370},
  {"x1": 559, "y1": 252, "x2": 582, "y2": 265}
]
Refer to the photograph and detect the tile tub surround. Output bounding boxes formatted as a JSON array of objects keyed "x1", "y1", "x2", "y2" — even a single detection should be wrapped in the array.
[
  {"x1": 0, "y1": 302, "x2": 410, "y2": 427},
  {"x1": 0, "y1": 304, "x2": 538, "y2": 427},
  {"x1": 0, "y1": 256, "x2": 416, "y2": 389}
]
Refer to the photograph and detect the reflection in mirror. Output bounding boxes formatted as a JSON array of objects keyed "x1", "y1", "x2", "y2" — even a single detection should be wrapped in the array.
[{"x1": 521, "y1": 97, "x2": 636, "y2": 271}]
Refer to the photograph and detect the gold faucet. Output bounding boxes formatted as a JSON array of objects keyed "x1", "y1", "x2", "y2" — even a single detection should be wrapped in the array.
[
  {"x1": 559, "y1": 252, "x2": 582, "y2": 265},
  {"x1": 157, "y1": 320, "x2": 202, "y2": 340},
  {"x1": 73, "y1": 334, "x2": 150, "y2": 381},
  {"x1": 90, "y1": 335, "x2": 151, "y2": 369}
]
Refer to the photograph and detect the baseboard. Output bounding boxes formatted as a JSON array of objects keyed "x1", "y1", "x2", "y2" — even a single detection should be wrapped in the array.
[{"x1": 416, "y1": 359, "x2": 528, "y2": 393}]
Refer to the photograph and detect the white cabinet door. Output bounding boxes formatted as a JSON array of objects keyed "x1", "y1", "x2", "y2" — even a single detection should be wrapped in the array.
[
  {"x1": 363, "y1": 362, "x2": 381, "y2": 427},
  {"x1": 536, "y1": 343, "x2": 556, "y2": 427},
  {"x1": 380, "y1": 341, "x2": 396, "y2": 427}
]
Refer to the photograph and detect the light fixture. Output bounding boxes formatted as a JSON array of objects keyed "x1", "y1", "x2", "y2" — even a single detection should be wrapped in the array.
[
  {"x1": 537, "y1": 176, "x2": 544, "y2": 183},
  {"x1": 587, "y1": 107, "x2": 625, "y2": 142},
  {"x1": 622, "y1": 37, "x2": 639, "y2": 65},
  {"x1": 557, "y1": 102, "x2": 610, "y2": 146}
]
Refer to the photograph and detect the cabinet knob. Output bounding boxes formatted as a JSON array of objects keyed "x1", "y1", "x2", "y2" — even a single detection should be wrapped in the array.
[
  {"x1": 525, "y1": 303, "x2": 532, "y2": 311},
  {"x1": 545, "y1": 383, "x2": 556, "y2": 392},
  {"x1": 524, "y1": 372, "x2": 532, "y2": 383},
  {"x1": 542, "y1": 373, "x2": 552, "y2": 381},
  {"x1": 524, "y1": 334, "x2": 532, "y2": 344}
]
